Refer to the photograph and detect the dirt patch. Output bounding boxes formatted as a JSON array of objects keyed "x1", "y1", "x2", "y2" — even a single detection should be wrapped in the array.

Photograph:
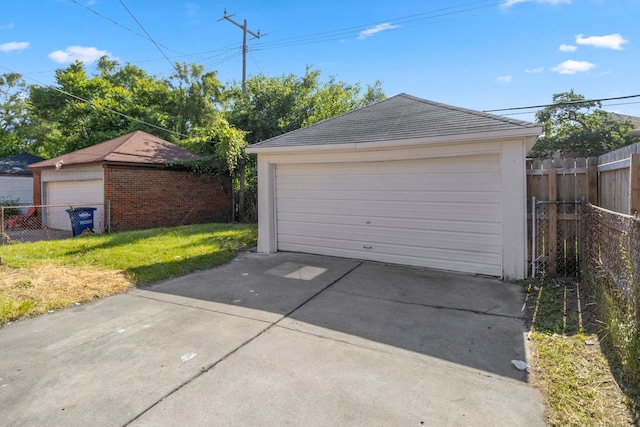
[{"x1": 0, "y1": 265, "x2": 131, "y2": 325}]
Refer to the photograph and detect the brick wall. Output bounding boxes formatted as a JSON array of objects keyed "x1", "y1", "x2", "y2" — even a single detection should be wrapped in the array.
[
  {"x1": 32, "y1": 170, "x2": 42, "y2": 205},
  {"x1": 104, "y1": 165, "x2": 232, "y2": 232}
]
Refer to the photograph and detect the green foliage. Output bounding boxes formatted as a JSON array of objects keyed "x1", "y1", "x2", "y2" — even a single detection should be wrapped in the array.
[
  {"x1": 0, "y1": 223, "x2": 258, "y2": 283},
  {"x1": 531, "y1": 90, "x2": 636, "y2": 157},
  {"x1": 225, "y1": 66, "x2": 385, "y2": 144},
  {"x1": 0, "y1": 199, "x2": 21, "y2": 217},
  {"x1": 0, "y1": 73, "x2": 34, "y2": 157},
  {"x1": 0, "y1": 298, "x2": 36, "y2": 324}
]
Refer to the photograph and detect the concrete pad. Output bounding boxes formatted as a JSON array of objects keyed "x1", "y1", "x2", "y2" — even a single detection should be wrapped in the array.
[
  {"x1": 0, "y1": 293, "x2": 269, "y2": 427},
  {"x1": 131, "y1": 251, "x2": 360, "y2": 322},
  {"x1": 0, "y1": 252, "x2": 545, "y2": 426},
  {"x1": 280, "y1": 262, "x2": 530, "y2": 381},
  {"x1": 332, "y1": 262, "x2": 527, "y2": 318},
  {"x1": 131, "y1": 326, "x2": 545, "y2": 426}
]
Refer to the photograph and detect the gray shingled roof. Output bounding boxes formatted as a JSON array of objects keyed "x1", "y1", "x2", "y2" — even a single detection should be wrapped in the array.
[
  {"x1": 608, "y1": 112, "x2": 640, "y2": 129},
  {"x1": 249, "y1": 93, "x2": 540, "y2": 149},
  {"x1": 29, "y1": 130, "x2": 200, "y2": 169},
  {"x1": 0, "y1": 153, "x2": 45, "y2": 175}
]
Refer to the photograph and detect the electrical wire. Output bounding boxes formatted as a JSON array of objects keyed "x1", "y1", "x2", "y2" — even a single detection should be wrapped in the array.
[
  {"x1": 70, "y1": 0, "x2": 185, "y2": 55},
  {"x1": 484, "y1": 95, "x2": 640, "y2": 113},
  {"x1": 0, "y1": 65, "x2": 189, "y2": 139},
  {"x1": 117, "y1": 0, "x2": 182, "y2": 78}
]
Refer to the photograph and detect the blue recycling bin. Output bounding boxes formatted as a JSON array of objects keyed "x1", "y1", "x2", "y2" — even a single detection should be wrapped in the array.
[{"x1": 66, "y1": 207, "x2": 97, "y2": 237}]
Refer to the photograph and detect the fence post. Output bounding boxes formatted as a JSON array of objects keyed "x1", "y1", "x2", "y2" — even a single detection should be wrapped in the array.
[
  {"x1": 587, "y1": 157, "x2": 599, "y2": 205},
  {"x1": 630, "y1": 153, "x2": 640, "y2": 216},
  {"x1": 548, "y1": 167, "x2": 558, "y2": 275}
]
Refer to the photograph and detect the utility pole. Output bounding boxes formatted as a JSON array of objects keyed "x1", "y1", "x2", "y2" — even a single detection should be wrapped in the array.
[
  {"x1": 220, "y1": 9, "x2": 261, "y2": 97},
  {"x1": 220, "y1": 9, "x2": 262, "y2": 221}
]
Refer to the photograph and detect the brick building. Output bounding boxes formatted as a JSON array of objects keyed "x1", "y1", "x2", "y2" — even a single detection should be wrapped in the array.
[{"x1": 29, "y1": 131, "x2": 231, "y2": 232}]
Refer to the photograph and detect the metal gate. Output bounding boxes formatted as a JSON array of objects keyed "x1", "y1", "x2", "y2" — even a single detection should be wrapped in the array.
[{"x1": 531, "y1": 198, "x2": 584, "y2": 278}]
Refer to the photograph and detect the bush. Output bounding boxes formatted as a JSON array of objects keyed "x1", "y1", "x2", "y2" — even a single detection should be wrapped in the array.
[{"x1": 0, "y1": 199, "x2": 21, "y2": 217}]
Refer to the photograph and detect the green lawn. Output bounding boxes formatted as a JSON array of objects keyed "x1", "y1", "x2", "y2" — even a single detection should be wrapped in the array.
[
  {"x1": 0, "y1": 223, "x2": 258, "y2": 284},
  {"x1": 0, "y1": 223, "x2": 257, "y2": 325}
]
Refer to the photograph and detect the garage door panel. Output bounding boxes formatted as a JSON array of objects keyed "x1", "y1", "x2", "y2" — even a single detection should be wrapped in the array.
[
  {"x1": 277, "y1": 189, "x2": 501, "y2": 204},
  {"x1": 277, "y1": 199, "x2": 500, "y2": 223},
  {"x1": 45, "y1": 180, "x2": 104, "y2": 232},
  {"x1": 276, "y1": 173, "x2": 499, "y2": 192},
  {"x1": 279, "y1": 238, "x2": 501, "y2": 276},
  {"x1": 275, "y1": 157, "x2": 502, "y2": 276},
  {"x1": 277, "y1": 222, "x2": 501, "y2": 253},
  {"x1": 277, "y1": 155, "x2": 500, "y2": 176},
  {"x1": 277, "y1": 212, "x2": 502, "y2": 236}
]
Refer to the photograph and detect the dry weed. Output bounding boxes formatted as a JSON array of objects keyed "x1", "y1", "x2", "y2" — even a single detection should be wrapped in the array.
[{"x1": 0, "y1": 265, "x2": 131, "y2": 325}]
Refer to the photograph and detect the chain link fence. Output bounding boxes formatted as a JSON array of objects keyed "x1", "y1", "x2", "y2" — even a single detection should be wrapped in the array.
[
  {"x1": 583, "y1": 203, "x2": 640, "y2": 386},
  {"x1": 584, "y1": 204, "x2": 639, "y2": 298},
  {"x1": 532, "y1": 200, "x2": 584, "y2": 278},
  {"x1": 1, "y1": 203, "x2": 108, "y2": 245}
]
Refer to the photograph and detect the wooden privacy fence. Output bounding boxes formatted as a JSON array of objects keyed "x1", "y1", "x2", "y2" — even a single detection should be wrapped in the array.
[
  {"x1": 527, "y1": 157, "x2": 598, "y2": 277},
  {"x1": 598, "y1": 142, "x2": 640, "y2": 216},
  {"x1": 527, "y1": 142, "x2": 640, "y2": 277}
]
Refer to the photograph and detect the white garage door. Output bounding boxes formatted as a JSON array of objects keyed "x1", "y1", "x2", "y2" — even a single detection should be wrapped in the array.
[
  {"x1": 45, "y1": 180, "x2": 104, "y2": 232},
  {"x1": 275, "y1": 155, "x2": 502, "y2": 276}
]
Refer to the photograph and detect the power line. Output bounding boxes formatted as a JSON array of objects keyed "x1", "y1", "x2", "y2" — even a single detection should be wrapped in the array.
[
  {"x1": 484, "y1": 94, "x2": 640, "y2": 113},
  {"x1": 117, "y1": 0, "x2": 182, "y2": 78},
  {"x1": 0, "y1": 65, "x2": 189, "y2": 139},
  {"x1": 250, "y1": 0, "x2": 500, "y2": 51},
  {"x1": 70, "y1": 0, "x2": 185, "y2": 55}
]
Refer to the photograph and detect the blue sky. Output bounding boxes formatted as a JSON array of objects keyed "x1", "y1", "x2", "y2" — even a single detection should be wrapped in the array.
[{"x1": 1, "y1": 0, "x2": 639, "y2": 122}]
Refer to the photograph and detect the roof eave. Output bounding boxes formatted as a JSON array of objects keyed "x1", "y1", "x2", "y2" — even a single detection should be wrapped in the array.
[{"x1": 246, "y1": 126, "x2": 543, "y2": 154}]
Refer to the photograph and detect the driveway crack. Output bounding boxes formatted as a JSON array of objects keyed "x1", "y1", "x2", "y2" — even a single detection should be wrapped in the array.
[
  {"x1": 330, "y1": 289, "x2": 524, "y2": 320},
  {"x1": 122, "y1": 261, "x2": 363, "y2": 426}
]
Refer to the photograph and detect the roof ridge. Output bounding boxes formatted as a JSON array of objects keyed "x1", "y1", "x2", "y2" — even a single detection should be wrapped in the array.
[
  {"x1": 399, "y1": 94, "x2": 538, "y2": 128},
  {"x1": 252, "y1": 94, "x2": 408, "y2": 146}
]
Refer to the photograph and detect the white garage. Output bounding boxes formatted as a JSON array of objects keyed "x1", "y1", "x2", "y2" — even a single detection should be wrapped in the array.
[
  {"x1": 44, "y1": 179, "x2": 104, "y2": 232},
  {"x1": 246, "y1": 94, "x2": 541, "y2": 279},
  {"x1": 40, "y1": 166, "x2": 105, "y2": 233}
]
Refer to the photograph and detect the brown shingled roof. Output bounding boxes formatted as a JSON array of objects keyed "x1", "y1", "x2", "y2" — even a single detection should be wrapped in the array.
[{"x1": 29, "y1": 130, "x2": 200, "y2": 169}]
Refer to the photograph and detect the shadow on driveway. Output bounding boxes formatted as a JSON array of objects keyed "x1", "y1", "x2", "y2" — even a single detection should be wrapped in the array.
[{"x1": 141, "y1": 251, "x2": 531, "y2": 382}]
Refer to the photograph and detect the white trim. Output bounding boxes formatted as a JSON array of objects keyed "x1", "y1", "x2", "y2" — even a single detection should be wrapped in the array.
[
  {"x1": 253, "y1": 138, "x2": 529, "y2": 279},
  {"x1": 246, "y1": 127, "x2": 542, "y2": 154}
]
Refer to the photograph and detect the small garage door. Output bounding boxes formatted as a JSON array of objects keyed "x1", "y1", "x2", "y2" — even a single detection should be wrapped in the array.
[
  {"x1": 275, "y1": 155, "x2": 502, "y2": 276},
  {"x1": 45, "y1": 180, "x2": 104, "y2": 232}
]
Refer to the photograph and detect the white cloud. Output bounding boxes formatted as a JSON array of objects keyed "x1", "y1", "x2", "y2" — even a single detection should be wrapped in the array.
[
  {"x1": 497, "y1": 75, "x2": 512, "y2": 83},
  {"x1": 185, "y1": 3, "x2": 199, "y2": 18},
  {"x1": 551, "y1": 60, "x2": 595, "y2": 74},
  {"x1": 559, "y1": 44, "x2": 577, "y2": 52},
  {"x1": 48, "y1": 45, "x2": 110, "y2": 63},
  {"x1": 576, "y1": 34, "x2": 628, "y2": 50},
  {"x1": 0, "y1": 41, "x2": 29, "y2": 52},
  {"x1": 358, "y1": 23, "x2": 399, "y2": 40},
  {"x1": 502, "y1": 0, "x2": 571, "y2": 8},
  {"x1": 525, "y1": 67, "x2": 544, "y2": 73},
  {"x1": 0, "y1": 23, "x2": 15, "y2": 30}
]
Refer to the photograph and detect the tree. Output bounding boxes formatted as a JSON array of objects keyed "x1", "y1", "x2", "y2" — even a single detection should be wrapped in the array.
[
  {"x1": 225, "y1": 67, "x2": 385, "y2": 144},
  {"x1": 224, "y1": 67, "x2": 385, "y2": 220},
  {"x1": 0, "y1": 73, "x2": 33, "y2": 157},
  {"x1": 531, "y1": 90, "x2": 636, "y2": 157}
]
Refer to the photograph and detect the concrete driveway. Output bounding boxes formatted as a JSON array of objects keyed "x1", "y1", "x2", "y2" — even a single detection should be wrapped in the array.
[{"x1": 0, "y1": 252, "x2": 546, "y2": 426}]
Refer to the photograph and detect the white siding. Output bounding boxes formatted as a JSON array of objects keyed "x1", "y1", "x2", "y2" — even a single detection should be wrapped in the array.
[
  {"x1": 275, "y1": 155, "x2": 503, "y2": 276},
  {"x1": 0, "y1": 176, "x2": 34, "y2": 205}
]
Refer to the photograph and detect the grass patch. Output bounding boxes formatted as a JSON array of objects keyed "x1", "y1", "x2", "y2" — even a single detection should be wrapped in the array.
[
  {"x1": 525, "y1": 280, "x2": 639, "y2": 426},
  {"x1": 0, "y1": 223, "x2": 257, "y2": 326}
]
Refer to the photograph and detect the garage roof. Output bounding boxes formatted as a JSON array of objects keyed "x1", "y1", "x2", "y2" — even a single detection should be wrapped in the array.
[
  {"x1": 0, "y1": 153, "x2": 45, "y2": 175},
  {"x1": 29, "y1": 130, "x2": 200, "y2": 169},
  {"x1": 247, "y1": 93, "x2": 540, "y2": 150}
]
